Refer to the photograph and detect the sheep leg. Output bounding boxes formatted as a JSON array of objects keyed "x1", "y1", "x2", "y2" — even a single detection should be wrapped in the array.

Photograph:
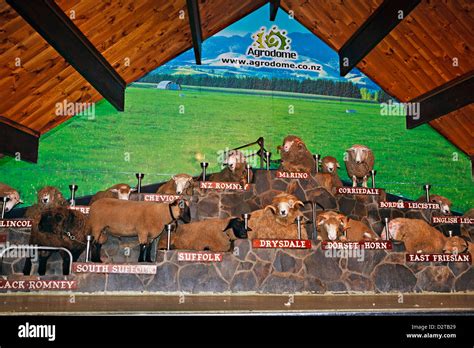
[
  {"x1": 38, "y1": 252, "x2": 52, "y2": 276},
  {"x1": 59, "y1": 250, "x2": 72, "y2": 276},
  {"x1": 145, "y1": 242, "x2": 154, "y2": 263},
  {"x1": 362, "y1": 176, "x2": 368, "y2": 188},
  {"x1": 91, "y1": 243, "x2": 102, "y2": 263},
  {"x1": 352, "y1": 175, "x2": 357, "y2": 187},
  {"x1": 138, "y1": 244, "x2": 147, "y2": 262},
  {"x1": 23, "y1": 257, "x2": 32, "y2": 275}
]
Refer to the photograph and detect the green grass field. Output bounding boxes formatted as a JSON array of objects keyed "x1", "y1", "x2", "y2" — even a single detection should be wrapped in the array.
[{"x1": 1, "y1": 86, "x2": 472, "y2": 212}]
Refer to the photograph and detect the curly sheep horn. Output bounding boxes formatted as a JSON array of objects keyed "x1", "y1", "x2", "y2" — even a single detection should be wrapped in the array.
[
  {"x1": 264, "y1": 205, "x2": 277, "y2": 214},
  {"x1": 294, "y1": 200, "x2": 304, "y2": 208}
]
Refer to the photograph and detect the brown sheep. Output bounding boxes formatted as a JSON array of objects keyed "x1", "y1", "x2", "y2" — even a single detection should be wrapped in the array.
[
  {"x1": 443, "y1": 236, "x2": 473, "y2": 264},
  {"x1": 321, "y1": 156, "x2": 340, "y2": 174},
  {"x1": 316, "y1": 211, "x2": 378, "y2": 242},
  {"x1": 157, "y1": 173, "x2": 194, "y2": 195},
  {"x1": 344, "y1": 144, "x2": 375, "y2": 187},
  {"x1": 461, "y1": 208, "x2": 474, "y2": 241},
  {"x1": 89, "y1": 183, "x2": 136, "y2": 205},
  {"x1": 381, "y1": 218, "x2": 461, "y2": 254},
  {"x1": 0, "y1": 183, "x2": 23, "y2": 213},
  {"x1": 88, "y1": 198, "x2": 191, "y2": 262},
  {"x1": 314, "y1": 173, "x2": 343, "y2": 195},
  {"x1": 25, "y1": 186, "x2": 68, "y2": 222},
  {"x1": 157, "y1": 217, "x2": 248, "y2": 251},
  {"x1": 277, "y1": 135, "x2": 315, "y2": 173},
  {"x1": 415, "y1": 194, "x2": 452, "y2": 215},
  {"x1": 23, "y1": 206, "x2": 88, "y2": 275},
  {"x1": 247, "y1": 192, "x2": 308, "y2": 239},
  {"x1": 340, "y1": 217, "x2": 379, "y2": 242},
  {"x1": 209, "y1": 150, "x2": 252, "y2": 186}
]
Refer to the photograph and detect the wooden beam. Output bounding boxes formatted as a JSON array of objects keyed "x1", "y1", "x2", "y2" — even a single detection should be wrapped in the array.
[
  {"x1": 6, "y1": 0, "x2": 126, "y2": 111},
  {"x1": 270, "y1": 0, "x2": 280, "y2": 21},
  {"x1": 0, "y1": 116, "x2": 40, "y2": 163},
  {"x1": 338, "y1": 0, "x2": 421, "y2": 76},
  {"x1": 186, "y1": 0, "x2": 203, "y2": 65},
  {"x1": 406, "y1": 72, "x2": 474, "y2": 129}
]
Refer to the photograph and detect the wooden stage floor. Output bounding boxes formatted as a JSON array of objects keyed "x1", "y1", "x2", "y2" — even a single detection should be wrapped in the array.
[{"x1": 0, "y1": 293, "x2": 473, "y2": 315}]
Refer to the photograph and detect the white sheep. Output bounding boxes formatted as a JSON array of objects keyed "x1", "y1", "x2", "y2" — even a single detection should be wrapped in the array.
[
  {"x1": 344, "y1": 144, "x2": 375, "y2": 187},
  {"x1": 157, "y1": 174, "x2": 194, "y2": 195}
]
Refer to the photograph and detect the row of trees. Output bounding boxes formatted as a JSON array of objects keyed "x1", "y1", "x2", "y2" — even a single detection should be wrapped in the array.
[{"x1": 140, "y1": 73, "x2": 391, "y2": 101}]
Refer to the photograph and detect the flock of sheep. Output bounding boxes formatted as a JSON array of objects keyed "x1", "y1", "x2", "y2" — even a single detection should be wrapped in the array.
[{"x1": 0, "y1": 135, "x2": 472, "y2": 276}]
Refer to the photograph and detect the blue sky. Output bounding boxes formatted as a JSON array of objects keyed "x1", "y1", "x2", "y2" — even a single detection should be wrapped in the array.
[{"x1": 216, "y1": 4, "x2": 308, "y2": 37}]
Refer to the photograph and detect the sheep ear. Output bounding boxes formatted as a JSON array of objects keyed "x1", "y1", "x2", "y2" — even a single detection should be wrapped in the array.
[
  {"x1": 129, "y1": 188, "x2": 137, "y2": 192},
  {"x1": 110, "y1": 188, "x2": 119, "y2": 193},
  {"x1": 264, "y1": 205, "x2": 277, "y2": 214},
  {"x1": 336, "y1": 162, "x2": 341, "y2": 168},
  {"x1": 222, "y1": 218, "x2": 238, "y2": 232},
  {"x1": 172, "y1": 175, "x2": 177, "y2": 180}
]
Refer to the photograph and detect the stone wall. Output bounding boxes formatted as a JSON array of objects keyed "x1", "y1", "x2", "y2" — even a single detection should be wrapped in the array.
[{"x1": 0, "y1": 169, "x2": 471, "y2": 294}]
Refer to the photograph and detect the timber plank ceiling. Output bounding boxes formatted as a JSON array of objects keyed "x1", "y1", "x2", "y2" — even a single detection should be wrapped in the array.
[{"x1": 0, "y1": 0, "x2": 472, "y2": 158}]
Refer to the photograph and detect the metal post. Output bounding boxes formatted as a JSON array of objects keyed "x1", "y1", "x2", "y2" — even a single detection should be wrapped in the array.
[
  {"x1": 258, "y1": 137, "x2": 265, "y2": 169},
  {"x1": 423, "y1": 184, "x2": 431, "y2": 202},
  {"x1": 85, "y1": 235, "x2": 92, "y2": 262},
  {"x1": 1, "y1": 196, "x2": 8, "y2": 219},
  {"x1": 384, "y1": 217, "x2": 390, "y2": 240},
  {"x1": 166, "y1": 224, "x2": 173, "y2": 251},
  {"x1": 312, "y1": 202, "x2": 317, "y2": 241},
  {"x1": 135, "y1": 173, "x2": 144, "y2": 194},
  {"x1": 246, "y1": 164, "x2": 252, "y2": 184},
  {"x1": 200, "y1": 162, "x2": 209, "y2": 182},
  {"x1": 296, "y1": 216, "x2": 303, "y2": 240},
  {"x1": 448, "y1": 230, "x2": 453, "y2": 237},
  {"x1": 242, "y1": 213, "x2": 251, "y2": 231},
  {"x1": 265, "y1": 151, "x2": 271, "y2": 170},
  {"x1": 313, "y1": 154, "x2": 320, "y2": 173},
  {"x1": 69, "y1": 184, "x2": 78, "y2": 207},
  {"x1": 370, "y1": 170, "x2": 377, "y2": 188}
]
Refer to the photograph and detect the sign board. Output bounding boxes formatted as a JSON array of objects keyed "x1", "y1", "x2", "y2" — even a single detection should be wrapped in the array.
[
  {"x1": 200, "y1": 182, "x2": 250, "y2": 191},
  {"x1": 276, "y1": 171, "x2": 310, "y2": 179},
  {"x1": 406, "y1": 253, "x2": 471, "y2": 262},
  {"x1": 143, "y1": 194, "x2": 181, "y2": 203},
  {"x1": 252, "y1": 239, "x2": 311, "y2": 249},
  {"x1": 336, "y1": 187, "x2": 383, "y2": 195},
  {"x1": 72, "y1": 263, "x2": 157, "y2": 274},
  {"x1": 0, "y1": 279, "x2": 77, "y2": 291},
  {"x1": 177, "y1": 251, "x2": 224, "y2": 262},
  {"x1": 432, "y1": 216, "x2": 474, "y2": 224},
  {"x1": 379, "y1": 201, "x2": 441, "y2": 210},
  {"x1": 68, "y1": 205, "x2": 90, "y2": 214},
  {"x1": 321, "y1": 241, "x2": 392, "y2": 250},
  {"x1": 0, "y1": 219, "x2": 33, "y2": 228}
]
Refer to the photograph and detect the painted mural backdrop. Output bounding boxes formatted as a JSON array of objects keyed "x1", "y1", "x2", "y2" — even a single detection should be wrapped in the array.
[{"x1": 0, "y1": 5, "x2": 472, "y2": 211}]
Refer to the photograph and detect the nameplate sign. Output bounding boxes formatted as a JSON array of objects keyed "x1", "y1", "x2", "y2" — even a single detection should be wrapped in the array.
[
  {"x1": 432, "y1": 216, "x2": 474, "y2": 224},
  {"x1": 200, "y1": 182, "x2": 250, "y2": 191},
  {"x1": 72, "y1": 263, "x2": 157, "y2": 274},
  {"x1": 336, "y1": 187, "x2": 382, "y2": 195},
  {"x1": 0, "y1": 233, "x2": 6, "y2": 243},
  {"x1": 0, "y1": 279, "x2": 77, "y2": 291},
  {"x1": 276, "y1": 171, "x2": 310, "y2": 179},
  {"x1": 143, "y1": 194, "x2": 180, "y2": 203},
  {"x1": 0, "y1": 219, "x2": 33, "y2": 228},
  {"x1": 321, "y1": 241, "x2": 392, "y2": 250},
  {"x1": 252, "y1": 239, "x2": 311, "y2": 249},
  {"x1": 406, "y1": 254, "x2": 472, "y2": 263},
  {"x1": 68, "y1": 205, "x2": 90, "y2": 214},
  {"x1": 379, "y1": 201, "x2": 440, "y2": 210},
  {"x1": 177, "y1": 252, "x2": 223, "y2": 262}
]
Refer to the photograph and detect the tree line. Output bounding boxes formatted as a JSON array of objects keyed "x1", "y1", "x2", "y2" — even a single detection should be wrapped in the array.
[{"x1": 140, "y1": 73, "x2": 392, "y2": 102}]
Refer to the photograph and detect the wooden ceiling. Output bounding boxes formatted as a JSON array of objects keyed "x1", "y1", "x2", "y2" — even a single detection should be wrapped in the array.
[
  {"x1": 281, "y1": 0, "x2": 473, "y2": 156},
  {"x1": 0, "y1": 0, "x2": 472, "y2": 158},
  {"x1": 0, "y1": 0, "x2": 266, "y2": 134}
]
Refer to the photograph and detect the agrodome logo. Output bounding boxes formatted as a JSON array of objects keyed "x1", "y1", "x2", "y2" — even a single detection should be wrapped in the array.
[{"x1": 247, "y1": 26, "x2": 298, "y2": 60}]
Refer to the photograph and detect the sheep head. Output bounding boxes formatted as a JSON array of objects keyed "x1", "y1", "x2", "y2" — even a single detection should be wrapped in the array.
[
  {"x1": 109, "y1": 184, "x2": 136, "y2": 200},
  {"x1": 172, "y1": 174, "x2": 194, "y2": 195},
  {"x1": 443, "y1": 236, "x2": 468, "y2": 254},
  {"x1": 430, "y1": 195, "x2": 452, "y2": 215},
  {"x1": 170, "y1": 198, "x2": 191, "y2": 223},
  {"x1": 316, "y1": 211, "x2": 348, "y2": 241},
  {"x1": 347, "y1": 144, "x2": 371, "y2": 164},
  {"x1": 224, "y1": 150, "x2": 246, "y2": 173},
  {"x1": 1, "y1": 190, "x2": 23, "y2": 212},
  {"x1": 270, "y1": 193, "x2": 304, "y2": 218},
  {"x1": 321, "y1": 156, "x2": 341, "y2": 173},
  {"x1": 223, "y1": 217, "x2": 249, "y2": 239},
  {"x1": 278, "y1": 135, "x2": 305, "y2": 153},
  {"x1": 37, "y1": 186, "x2": 66, "y2": 206}
]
